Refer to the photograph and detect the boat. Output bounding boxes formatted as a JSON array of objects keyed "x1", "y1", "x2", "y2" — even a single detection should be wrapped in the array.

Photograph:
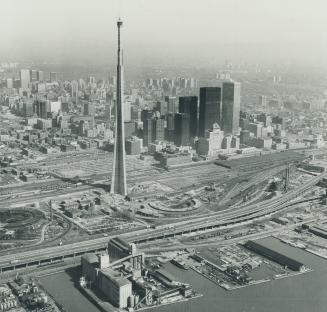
[{"x1": 171, "y1": 259, "x2": 189, "y2": 270}]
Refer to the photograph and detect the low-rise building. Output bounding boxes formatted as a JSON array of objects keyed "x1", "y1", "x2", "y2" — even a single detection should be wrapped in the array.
[{"x1": 126, "y1": 137, "x2": 142, "y2": 155}]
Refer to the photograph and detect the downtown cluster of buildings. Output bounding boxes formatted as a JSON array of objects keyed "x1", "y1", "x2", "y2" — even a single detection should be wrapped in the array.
[
  {"x1": 0, "y1": 62, "x2": 325, "y2": 196},
  {"x1": 139, "y1": 82, "x2": 241, "y2": 159},
  {"x1": 0, "y1": 61, "x2": 327, "y2": 172}
]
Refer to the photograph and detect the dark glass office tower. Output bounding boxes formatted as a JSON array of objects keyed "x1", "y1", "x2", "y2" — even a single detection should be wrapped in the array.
[
  {"x1": 199, "y1": 87, "x2": 221, "y2": 137},
  {"x1": 165, "y1": 96, "x2": 177, "y2": 114},
  {"x1": 174, "y1": 113, "x2": 190, "y2": 146},
  {"x1": 143, "y1": 117, "x2": 165, "y2": 146},
  {"x1": 179, "y1": 96, "x2": 198, "y2": 137},
  {"x1": 221, "y1": 81, "x2": 241, "y2": 135},
  {"x1": 143, "y1": 118, "x2": 153, "y2": 146}
]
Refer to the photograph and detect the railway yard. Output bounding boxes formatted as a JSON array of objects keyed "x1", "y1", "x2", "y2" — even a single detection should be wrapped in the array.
[
  {"x1": 0, "y1": 147, "x2": 327, "y2": 293},
  {"x1": 0, "y1": 147, "x2": 324, "y2": 257}
]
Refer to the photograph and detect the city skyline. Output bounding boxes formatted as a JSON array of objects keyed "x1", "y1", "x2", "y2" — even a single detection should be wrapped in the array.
[
  {"x1": 0, "y1": 2, "x2": 327, "y2": 312},
  {"x1": 1, "y1": 0, "x2": 327, "y2": 68}
]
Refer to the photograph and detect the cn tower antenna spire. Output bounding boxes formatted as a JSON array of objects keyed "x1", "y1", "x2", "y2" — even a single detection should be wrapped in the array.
[{"x1": 111, "y1": 18, "x2": 127, "y2": 196}]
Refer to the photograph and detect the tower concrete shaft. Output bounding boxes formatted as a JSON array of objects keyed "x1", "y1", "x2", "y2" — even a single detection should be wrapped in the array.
[{"x1": 111, "y1": 19, "x2": 127, "y2": 196}]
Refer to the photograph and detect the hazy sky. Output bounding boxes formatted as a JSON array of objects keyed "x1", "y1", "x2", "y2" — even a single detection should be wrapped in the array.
[{"x1": 1, "y1": 0, "x2": 326, "y2": 67}]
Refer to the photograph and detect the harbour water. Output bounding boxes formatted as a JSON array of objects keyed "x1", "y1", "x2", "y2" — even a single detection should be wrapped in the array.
[
  {"x1": 40, "y1": 237, "x2": 327, "y2": 312},
  {"x1": 39, "y1": 267, "x2": 105, "y2": 312}
]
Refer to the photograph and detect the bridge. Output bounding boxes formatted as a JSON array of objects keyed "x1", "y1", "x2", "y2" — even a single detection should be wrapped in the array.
[
  {"x1": 123, "y1": 171, "x2": 327, "y2": 243},
  {"x1": 0, "y1": 171, "x2": 325, "y2": 273}
]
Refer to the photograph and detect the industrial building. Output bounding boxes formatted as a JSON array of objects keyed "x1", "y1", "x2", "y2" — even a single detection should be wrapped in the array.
[
  {"x1": 308, "y1": 225, "x2": 327, "y2": 239},
  {"x1": 245, "y1": 240, "x2": 305, "y2": 271},
  {"x1": 98, "y1": 268, "x2": 132, "y2": 309},
  {"x1": 81, "y1": 252, "x2": 135, "y2": 309},
  {"x1": 107, "y1": 237, "x2": 138, "y2": 260}
]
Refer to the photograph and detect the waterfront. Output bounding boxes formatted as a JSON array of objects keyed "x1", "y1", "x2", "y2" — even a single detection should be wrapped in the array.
[
  {"x1": 151, "y1": 237, "x2": 327, "y2": 312},
  {"x1": 39, "y1": 268, "x2": 107, "y2": 312},
  {"x1": 38, "y1": 237, "x2": 327, "y2": 312}
]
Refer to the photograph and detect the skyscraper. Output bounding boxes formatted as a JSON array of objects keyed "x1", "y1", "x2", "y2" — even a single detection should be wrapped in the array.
[
  {"x1": 6, "y1": 78, "x2": 13, "y2": 89},
  {"x1": 166, "y1": 113, "x2": 175, "y2": 142},
  {"x1": 84, "y1": 102, "x2": 95, "y2": 116},
  {"x1": 154, "y1": 118, "x2": 165, "y2": 141},
  {"x1": 124, "y1": 101, "x2": 131, "y2": 121},
  {"x1": 155, "y1": 101, "x2": 167, "y2": 116},
  {"x1": 111, "y1": 19, "x2": 127, "y2": 196},
  {"x1": 20, "y1": 69, "x2": 30, "y2": 90},
  {"x1": 30, "y1": 70, "x2": 38, "y2": 82},
  {"x1": 165, "y1": 96, "x2": 177, "y2": 114},
  {"x1": 221, "y1": 81, "x2": 241, "y2": 135},
  {"x1": 143, "y1": 117, "x2": 165, "y2": 146},
  {"x1": 199, "y1": 87, "x2": 221, "y2": 137},
  {"x1": 141, "y1": 109, "x2": 154, "y2": 124},
  {"x1": 143, "y1": 118, "x2": 153, "y2": 147},
  {"x1": 50, "y1": 72, "x2": 58, "y2": 82},
  {"x1": 33, "y1": 100, "x2": 49, "y2": 119},
  {"x1": 37, "y1": 70, "x2": 44, "y2": 82},
  {"x1": 259, "y1": 95, "x2": 267, "y2": 107},
  {"x1": 179, "y1": 96, "x2": 198, "y2": 137},
  {"x1": 174, "y1": 113, "x2": 190, "y2": 146}
]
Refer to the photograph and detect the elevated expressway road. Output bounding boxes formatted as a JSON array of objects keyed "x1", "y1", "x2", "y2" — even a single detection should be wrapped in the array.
[
  {"x1": 123, "y1": 171, "x2": 327, "y2": 243},
  {"x1": 0, "y1": 172, "x2": 325, "y2": 273}
]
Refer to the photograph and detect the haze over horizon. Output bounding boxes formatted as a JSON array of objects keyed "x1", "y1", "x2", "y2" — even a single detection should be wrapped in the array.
[{"x1": 1, "y1": 0, "x2": 327, "y2": 69}]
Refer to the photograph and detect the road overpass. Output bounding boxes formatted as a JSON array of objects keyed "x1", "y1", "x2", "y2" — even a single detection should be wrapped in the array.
[
  {"x1": 122, "y1": 171, "x2": 327, "y2": 243},
  {"x1": 0, "y1": 171, "x2": 325, "y2": 273}
]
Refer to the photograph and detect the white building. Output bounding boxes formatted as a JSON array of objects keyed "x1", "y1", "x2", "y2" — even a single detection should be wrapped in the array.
[{"x1": 197, "y1": 123, "x2": 224, "y2": 156}]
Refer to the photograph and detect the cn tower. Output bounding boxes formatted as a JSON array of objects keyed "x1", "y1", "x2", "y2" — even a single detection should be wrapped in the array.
[{"x1": 111, "y1": 19, "x2": 127, "y2": 196}]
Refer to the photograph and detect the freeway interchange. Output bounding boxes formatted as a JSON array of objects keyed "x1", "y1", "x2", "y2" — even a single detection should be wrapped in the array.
[{"x1": 0, "y1": 169, "x2": 325, "y2": 273}]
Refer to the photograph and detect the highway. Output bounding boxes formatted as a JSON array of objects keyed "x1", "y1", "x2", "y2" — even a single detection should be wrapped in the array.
[
  {"x1": 122, "y1": 171, "x2": 327, "y2": 243},
  {"x1": 143, "y1": 219, "x2": 316, "y2": 252},
  {"x1": 0, "y1": 171, "x2": 324, "y2": 272}
]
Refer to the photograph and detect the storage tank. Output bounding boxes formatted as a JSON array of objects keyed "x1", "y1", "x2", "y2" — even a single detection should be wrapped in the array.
[{"x1": 128, "y1": 295, "x2": 135, "y2": 307}]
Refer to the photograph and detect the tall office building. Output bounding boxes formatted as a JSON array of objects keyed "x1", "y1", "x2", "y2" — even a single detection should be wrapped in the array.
[
  {"x1": 199, "y1": 87, "x2": 221, "y2": 137},
  {"x1": 156, "y1": 101, "x2": 167, "y2": 116},
  {"x1": 154, "y1": 118, "x2": 165, "y2": 141},
  {"x1": 174, "y1": 113, "x2": 190, "y2": 146},
  {"x1": 111, "y1": 19, "x2": 127, "y2": 196},
  {"x1": 124, "y1": 101, "x2": 131, "y2": 121},
  {"x1": 143, "y1": 118, "x2": 153, "y2": 147},
  {"x1": 20, "y1": 69, "x2": 30, "y2": 90},
  {"x1": 6, "y1": 78, "x2": 13, "y2": 89},
  {"x1": 84, "y1": 102, "x2": 95, "y2": 116},
  {"x1": 221, "y1": 81, "x2": 241, "y2": 135},
  {"x1": 71, "y1": 80, "x2": 78, "y2": 96},
  {"x1": 50, "y1": 72, "x2": 58, "y2": 82},
  {"x1": 166, "y1": 113, "x2": 175, "y2": 142},
  {"x1": 37, "y1": 70, "x2": 44, "y2": 82},
  {"x1": 22, "y1": 100, "x2": 34, "y2": 117},
  {"x1": 179, "y1": 96, "x2": 198, "y2": 137},
  {"x1": 141, "y1": 109, "x2": 154, "y2": 124},
  {"x1": 143, "y1": 117, "x2": 165, "y2": 146},
  {"x1": 259, "y1": 95, "x2": 267, "y2": 107},
  {"x1": 30, "y1": 70, "x2": 38, "y2": 82},
  {"x1": 105, "y1": 104, "x2": 112, "y2": 120},
  {"x1": 165, "y1": 96, "x2": 177, "y2": 114},
  {"x1": 33, "y1": 100, "x2": 49, "y2": 119},
  {"x1": 88, "y1": 76, "x2": 96, "y2": 84}
]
